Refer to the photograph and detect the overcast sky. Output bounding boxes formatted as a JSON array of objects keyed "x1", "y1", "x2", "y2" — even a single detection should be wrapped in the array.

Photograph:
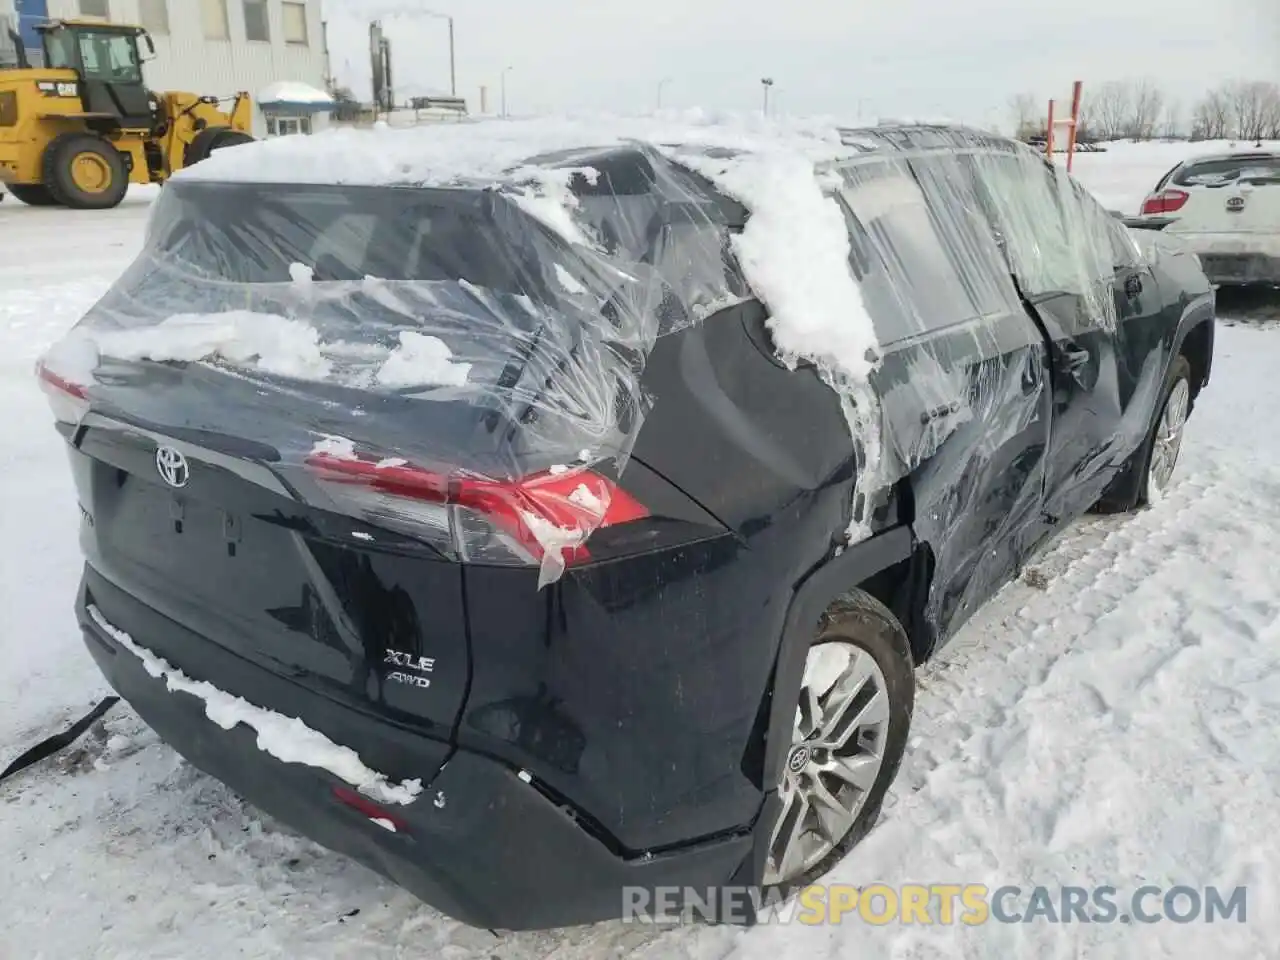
[{"x1": 324, "y1": 0, "x2": 1280, "y2": 129}]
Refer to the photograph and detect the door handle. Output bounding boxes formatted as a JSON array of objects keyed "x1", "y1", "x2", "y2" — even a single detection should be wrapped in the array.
[
  {"x1": 1062, "y1": 346, "x2": 1091, "y2": 372},
  {"x1": 1124, "y1": 274, "x2": 1143, "y2": 298}
]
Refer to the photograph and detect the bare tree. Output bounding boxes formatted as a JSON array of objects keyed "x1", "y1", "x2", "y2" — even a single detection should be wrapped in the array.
[
  {"x1": 1008, "y1": 92, "x2": 1039, "y2": 139},
  {"x1": 1227, "y1": 81, "x2": 1271, "y2": 141},
  {"x1": 1074, "y1": 97, "x2": 1096, "y2": 143},
  {"x1": 1237, "y1": 81, "x2": 1280, "y2": 142},
  {"x1": 1130, "y1": 80, "x2": 1166, "y2": 140},
  {"x1": 1265, "y1": 86, "x2": 1280, "y2": 140},
  {"x1": 1091, "y1": 80, "x2": 1135, "y2": 141},
  {"x1": 1193, "y1": 87, "x2": 1232, "y2": 140},
  {"x1": 1160, "y1": 99, "x2": 1184, "y2": 139}
]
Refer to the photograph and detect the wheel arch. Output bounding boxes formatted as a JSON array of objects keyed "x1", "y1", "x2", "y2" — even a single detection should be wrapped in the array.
[
  {"x1": 1177, "y1": 315, "x2": 1214, "y2": 403},
  {"x1": 730, "y1": 524, "x2": 922, "y2": 888}
]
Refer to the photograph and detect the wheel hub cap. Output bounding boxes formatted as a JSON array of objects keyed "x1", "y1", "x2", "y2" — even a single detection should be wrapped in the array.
[
  {"x1": 1148, "y1": 378, "x2": 1189, "y2": 496},
  {"x1": 787, "y1": 745, "x2": 811, "y2": 774},
  {"x1": 763, "y1": 640, "x2": 891, "y2": 886},
  {"x1": 70, "y1": 152, "x2": 110, "y2": 193}
]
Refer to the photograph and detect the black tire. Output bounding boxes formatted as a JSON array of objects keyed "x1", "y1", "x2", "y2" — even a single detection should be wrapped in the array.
[
  {"x1": 762, "y1": 589, "x2": 914, "y2": 898},
  {"x1": 184, "y1": 127, "x2": 254, "y2": 167},
  {"x1": 42, "y1": 133, "x2": 128, "y2": 210},
  {"x1": 1094, "y1": 355, "x2": 1193, "y2": 513},
  {"x1": 6, "y1": 182, "x2": 59, "y2": 206}
]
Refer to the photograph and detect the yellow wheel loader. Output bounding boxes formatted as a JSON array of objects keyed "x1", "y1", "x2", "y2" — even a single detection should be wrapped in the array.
[{"x1": 0, "y1": 18, "x2": 253, "y2": 209}]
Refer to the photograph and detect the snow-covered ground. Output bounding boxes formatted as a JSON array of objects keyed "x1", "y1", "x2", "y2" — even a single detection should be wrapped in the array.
[{"x1": 2, "y1": 140, "x2": 1278, "y2": 959}]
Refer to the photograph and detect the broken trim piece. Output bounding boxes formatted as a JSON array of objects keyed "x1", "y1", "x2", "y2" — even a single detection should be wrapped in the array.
[{"x1": 86, "y1": 604, "x2": 423, "y2": 806}]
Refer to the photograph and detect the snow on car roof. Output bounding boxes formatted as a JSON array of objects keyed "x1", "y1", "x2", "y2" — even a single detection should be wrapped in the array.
[{"x1": 176, "y1": 111, "x2": 860, "y2": 189}]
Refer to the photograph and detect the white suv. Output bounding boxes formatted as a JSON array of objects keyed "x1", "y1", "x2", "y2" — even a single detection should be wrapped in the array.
[{"x1": 1139, "y1": 151, "x2": 1280, "y2": 287}]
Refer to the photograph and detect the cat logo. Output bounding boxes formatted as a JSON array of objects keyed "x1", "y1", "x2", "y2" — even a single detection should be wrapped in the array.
[{"x1": 36, "y1": 81, "x2": 79, "y2": 98}]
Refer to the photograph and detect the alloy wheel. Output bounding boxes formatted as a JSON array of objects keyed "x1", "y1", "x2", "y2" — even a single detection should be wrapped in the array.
[
  {"x1": 1148, "y1": 378, "x2": 1189, "y2": 496},
  {"x1": 763, "y1": 640, "x2": 891, "y2": 886}
]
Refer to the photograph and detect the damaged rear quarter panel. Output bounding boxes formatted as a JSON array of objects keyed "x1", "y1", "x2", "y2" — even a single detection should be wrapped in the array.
[{"x1": 457, "y1": 299, "x2": 863, "y2": 853}]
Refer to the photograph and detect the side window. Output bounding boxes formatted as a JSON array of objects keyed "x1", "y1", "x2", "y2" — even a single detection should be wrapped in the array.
[
  {"x1": 965, "y1": 151, "x2": 1080, "y2": 298},
  {"x1": 1070, "y1": 178, "x2": 1143, "y2": 269},
  {"x1": 1106, "y1": 218, "x2": 1143, "y2": 269},
  {"x1": 44, "y1": 33, "x2": 76, "y2": 70},
  {"x1": 969, "y1": 149, "x2": 1117, "y2": 328},
  {"x1": 835, "y1": 158, "x2": 981, "y2": 343}
]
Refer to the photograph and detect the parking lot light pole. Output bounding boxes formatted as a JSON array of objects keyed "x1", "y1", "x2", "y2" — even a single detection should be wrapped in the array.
[
  {"x1": 761, "y1": 77, "x2": 774, "y2": 116},
  {"x1": 501, "y1": 66, "x2": 512, "y2": 117}
]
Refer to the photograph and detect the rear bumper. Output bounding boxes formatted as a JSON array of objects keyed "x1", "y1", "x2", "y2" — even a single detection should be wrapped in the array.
[
  {"x1": 76, "y1": 569, "x2": 753, "y2": 931},
  {"x1": 1198, "y1": 253, "x2": 1280, "y2": 286},
  {"x1": 1169, "y1": 232, "x2": 1280, "y2": 285}
]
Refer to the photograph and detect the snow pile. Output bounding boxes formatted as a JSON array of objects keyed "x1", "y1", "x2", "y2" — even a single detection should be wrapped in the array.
[
  {"x1": 675, "y1": 148, "x2": 878, "y2": 380},
  {"x1": 173, "y1": 111, "x2": 857, "y2": 190},
  {"x1": 86, "y1": 605, "x2": 423, "y2": 806},
  {"x1": 59, "y1": 311, "x2": 333, "y2": 381},
  {"x1": 311, "y1": 434, "x2": 357, "y2": 459},
  {"x1": 374, "y1": 331, "x2": 472, "y2": 388},
  {"x1": 257, "y1": 81, "x2": 334, "y2": 107},
  {"x1": 47, "y1": 313, "x2": 474, "y2": 392}
]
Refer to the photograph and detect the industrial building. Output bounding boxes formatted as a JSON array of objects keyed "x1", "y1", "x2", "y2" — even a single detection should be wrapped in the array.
[{"x1": 3, "y1": 0, "x2": 332, "y2": 136}]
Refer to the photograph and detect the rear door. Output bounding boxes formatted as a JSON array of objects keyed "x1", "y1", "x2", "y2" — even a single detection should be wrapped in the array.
[
  {"x1": 69, "y1": 408, "x2": 472, "y2": 750},
  {"x1": 833, "y1": 149, "x2": 1053, "y2": 639}
]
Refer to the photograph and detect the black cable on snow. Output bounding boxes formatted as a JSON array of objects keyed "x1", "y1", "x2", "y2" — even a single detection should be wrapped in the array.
[{"x1": 0, "y1": 697, "x2": 120, "y2": 784}]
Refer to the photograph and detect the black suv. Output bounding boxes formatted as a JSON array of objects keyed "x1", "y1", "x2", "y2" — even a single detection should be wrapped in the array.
[{"x1": 38, "y1": 123, "x2": 1214, "y2": 930}]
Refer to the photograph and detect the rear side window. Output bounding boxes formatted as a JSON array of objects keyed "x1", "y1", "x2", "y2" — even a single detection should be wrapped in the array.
[
  {"x1": 834, "y1": 158, "x2": 984, "y2": 343},
  {"x1": 1173, "y1": 156, "x2": 1280, "y2": 187},
  {"x1": 903, "y1": 153, "x2": 1021, "y2": 318}
]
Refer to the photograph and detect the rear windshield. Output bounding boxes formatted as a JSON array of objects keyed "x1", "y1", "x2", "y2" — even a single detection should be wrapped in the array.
[
  {"x1": 140, "y1": 181, "x2": 568, "y2": 291},
  {"x1": 82, "y1": 173, "x2": 747, "y2": 405},
  {"x1": 1173, "y1": 156, "x2": 1280, "y2": 187}
]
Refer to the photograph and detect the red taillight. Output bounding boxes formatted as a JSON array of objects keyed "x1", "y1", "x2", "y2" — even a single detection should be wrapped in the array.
[
  {"x1": 1140, "y1": 189, "x2": 1189, "y2": 215},
  {"x1": 35, "y1": 360, "x2": 90, "y2": 424},
  {"x1": 331, "y1": 785, "x2": 410, "y2": 834},
  {"x1": 305, "y1": 450, "x2": 648, "y2": 568}
]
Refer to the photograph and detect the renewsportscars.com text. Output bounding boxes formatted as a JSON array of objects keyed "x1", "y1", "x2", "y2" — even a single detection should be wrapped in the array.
[{"x1": 622, "y1": 884, "x2": 1248, "y2": 926}]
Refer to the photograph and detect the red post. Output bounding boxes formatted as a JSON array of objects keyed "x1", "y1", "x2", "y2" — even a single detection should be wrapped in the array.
[
  {"x1": 1066, "y1": 81, "x2": 1083, "y2": 173},
  {"x1": 1046, "y1": 100, "x2": 1056, "y2": 159}
]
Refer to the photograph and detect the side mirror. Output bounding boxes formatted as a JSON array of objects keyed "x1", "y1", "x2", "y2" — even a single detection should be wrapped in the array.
[{"x1": 143, "y1": 33, "x2": 155, "y2": 57}]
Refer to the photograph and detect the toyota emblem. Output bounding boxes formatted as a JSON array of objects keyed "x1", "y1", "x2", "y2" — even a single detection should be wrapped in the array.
[{"x1": 155, "y1": 445, "x2": 190, "y2": 488}]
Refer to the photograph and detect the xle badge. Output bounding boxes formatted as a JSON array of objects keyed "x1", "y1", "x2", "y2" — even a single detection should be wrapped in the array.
[{"x1": 385, "y1": 649, "x2": 435, "y2": 689}]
